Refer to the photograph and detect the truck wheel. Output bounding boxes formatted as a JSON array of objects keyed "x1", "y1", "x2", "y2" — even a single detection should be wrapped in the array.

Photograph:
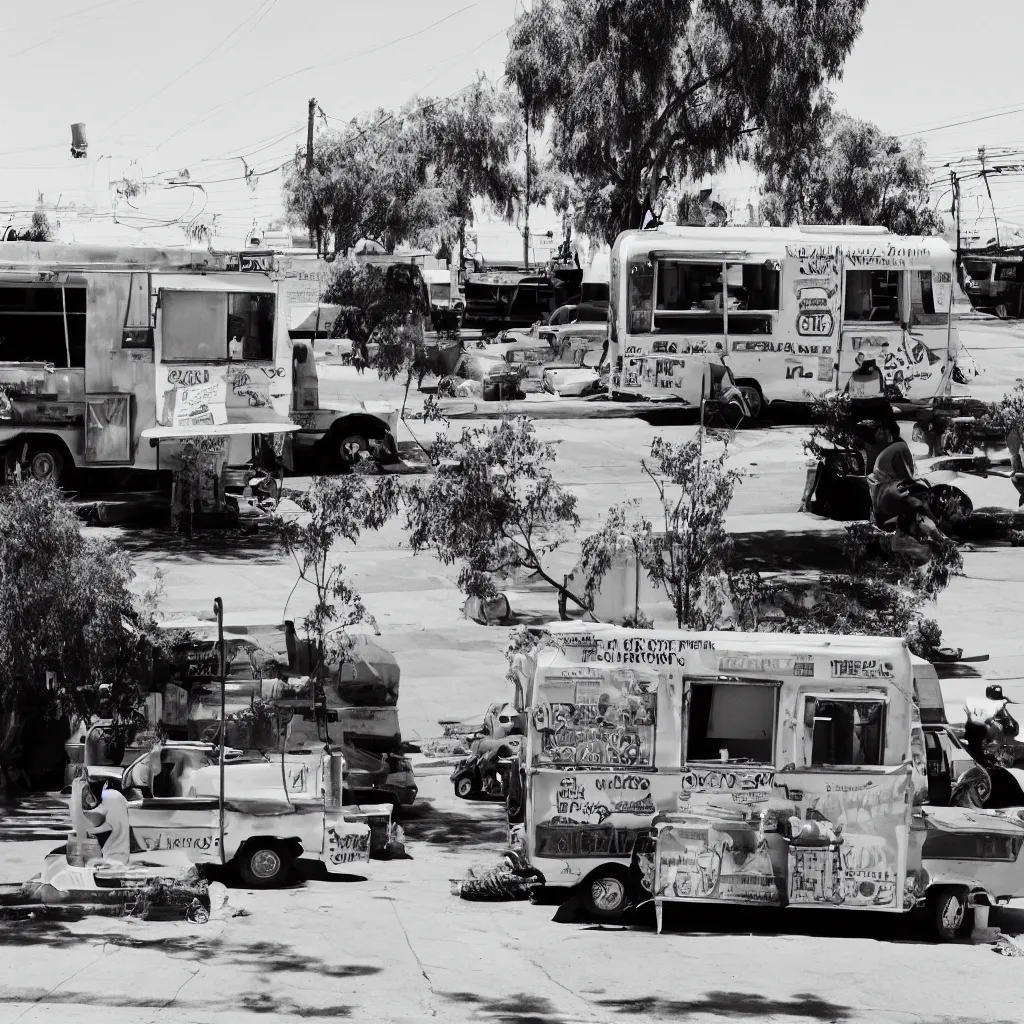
[
  {"x1": 579, "y1": 864, "x2": 633, "y2": 922},
  {"x1": 455, "y1": 776, "x2": 476, "y2": 799},
  {"x1": 27, "y1": 446, "x2": 65, "y2": 484},
  {"x1": 338, "y1": 434, "x2": 369, "y2": 468},
  {"x1": 929, "y1": 886, "x2": 973, "y2": 941},
  {"x1": 237, "y1": 840, "x2": 293, "y2": 888},
  {"x1": 996, "y1": 303, "x2": 1009, "y2": 320}
]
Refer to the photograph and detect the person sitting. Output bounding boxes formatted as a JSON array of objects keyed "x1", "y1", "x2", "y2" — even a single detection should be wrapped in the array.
[{"x1": 867, "y1": 422, "x2": 945, "y2": 542}]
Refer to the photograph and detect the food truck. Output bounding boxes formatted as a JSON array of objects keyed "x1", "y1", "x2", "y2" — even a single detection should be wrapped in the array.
[
  {"x1": 607, "y1": 226, "x2": 959, "y2": 417},
  {"x1": 0, "y1": 242, "x2": 398, "y2": 486},
  {"x1": 516, "y1": 624, "x2": 1024, "y2": 940}
]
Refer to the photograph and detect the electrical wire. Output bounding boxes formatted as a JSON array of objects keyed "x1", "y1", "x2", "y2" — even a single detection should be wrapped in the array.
[
  {"x1": 899, "y1": 105, "x2": 1024, "y2": 139},
  {"x1": 101, "y1": 0, "x2": 278, "y2": 134},
  {"x1": 144, "y1": 1, "x2": 482, "y2": 157},
  {"x1": 0, "y1": 0, "x2": 147, "y2": 60}
]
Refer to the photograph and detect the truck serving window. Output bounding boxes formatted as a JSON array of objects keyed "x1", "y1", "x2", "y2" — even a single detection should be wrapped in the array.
[
  {"x1": 910, "y1": 270, "x2": 948, "y2": 327},
  {"x1": 161, "y1": 290, "x2": 275, "y2": 362},
  {"x1": 0, "y1": 284, "x2": 86, "y2": 368},
  {"x1": 686, "y1": 681, "x2": 776, "y2": 763},
  {"x1": 844, "y1": 270, "x2": 901, "y2": 323},
  {"x1": 806, "y1": 698, "x2": 885, "y2": 767}
]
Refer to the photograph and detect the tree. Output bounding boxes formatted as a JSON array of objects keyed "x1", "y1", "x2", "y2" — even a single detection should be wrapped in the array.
[
  {"x1": 277, "y1": 474, "x2": 399, "y2": 736},
  {"x1": 321, "y1": 257, "x2": 432, "y2": 419},
  {"x1": 761, "y1": 113, "x2": 944, "y2": 234},
  {"x1": 24, "y1": 210, "x2": 54, "y2": 242},
  {"x1": 506, "y1": 0, "x2": 868, "y2": 243},
  {"x1": 404, "y1": 417, "x2": 582, "y2": 609},
  {"x1": 642, "y1": 435, "x2": 744, "y2": 628},
  {"x1": 420, "y1": 77, "x2": 523, "y2": 269},
  {"x1": 283, "y1": 106, "x2": 448, "y2": 258},
  {"x1": 0, "y1": 480, "x2": 165, "y2": 788}
]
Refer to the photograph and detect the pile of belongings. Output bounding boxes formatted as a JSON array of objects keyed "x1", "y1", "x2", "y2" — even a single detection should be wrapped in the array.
[{"x1": 452, "y1": 848, "x2": 541, "y2": 901}]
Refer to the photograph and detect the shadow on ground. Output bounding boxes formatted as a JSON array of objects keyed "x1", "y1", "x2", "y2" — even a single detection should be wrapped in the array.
[
  {"x1": 560, "y1": 897, "x2": 1023, "y2": 943},
  {"x1": 399, "y1": 797, "x2": 508, "y2": 853},
  {"x1": 443, "y1": 991, "x2": 571, "y2": 1024},
  {"x1": 594, "y1": 991, "x2": 851, "y2": 1020},
  {"x1": 114, "y1": 528, "x2": 285, "y2": 564}
]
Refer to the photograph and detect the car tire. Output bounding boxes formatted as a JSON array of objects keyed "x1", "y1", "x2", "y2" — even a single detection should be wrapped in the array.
[
  {"x1": 929, "y1": 886, "x2": 973, "y2": 941},
  {"x1": 579, "y1": 864, "x2": 633, "y2": 922},
  {"x1": 996, "y1": 303, "x2": 1009, "y2": 320},
  {"x1": 455, "y1": 776, "x2": 476, "y2": 799},
  {"x1": 236, "y1": 840, "x2": 293, "y2": 888}
]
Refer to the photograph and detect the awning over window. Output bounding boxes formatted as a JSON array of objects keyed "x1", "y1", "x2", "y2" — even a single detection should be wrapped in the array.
[
  {"x1": 156, "y1": 273, "x2": 276, "y2": 294},
  {"x1": 141, "y1": 421, "x2": 299, "y2": 440}
]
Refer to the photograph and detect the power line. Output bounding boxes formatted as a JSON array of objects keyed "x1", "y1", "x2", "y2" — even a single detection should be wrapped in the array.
[
  {"x1": 101, "y1": 0, "x2": 278, "y2": 134},
  {"x1": 0, "y1": 0, "x2": 146, "y2": 60},
  {"x1": 145, "y1": 1, "x2": 482, "y2": 157},
  {"x1": 899, "y1": 105, "x2": 1024, "y2": 139}
]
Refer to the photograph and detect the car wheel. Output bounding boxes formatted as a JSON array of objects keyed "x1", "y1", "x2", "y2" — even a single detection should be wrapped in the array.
[
  {"x1": 996, "y1": 303, "x2": 1009, "y2": 320},
  {"x1": 929, "y1": 886, "x2": 972, "y2": 941},
  {"x1": 237, "y1": 840, "x2": 293, "y2": 888},
  {"x1": 579, "y1": 865, "x2": 633, "y2": 921},
  {"x1": 455, "y1": 776, "x2": 476, "y2": 799},
  {"x1": 27, "y1": 446, "x2": 65, "y2": 484}
]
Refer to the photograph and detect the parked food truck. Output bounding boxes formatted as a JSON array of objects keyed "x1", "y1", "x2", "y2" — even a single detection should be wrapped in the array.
[
  {"x1": 515, "y1": 624, "x2": 1024, "y2": 940},
  {"x1": 607, "y1": 226, "x2": 959, "y2": 417},
  {"x1": 0, "y1": 242, "x2": 398, "y2": 485}
]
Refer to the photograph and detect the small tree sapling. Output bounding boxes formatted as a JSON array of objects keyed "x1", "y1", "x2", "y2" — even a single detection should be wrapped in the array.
[
  {"x1": 404, "y1": 417, "x2": 582, "y2": 612},
  {"x1": 277, "y1": 473, "x2": 400, "y2": 738}
]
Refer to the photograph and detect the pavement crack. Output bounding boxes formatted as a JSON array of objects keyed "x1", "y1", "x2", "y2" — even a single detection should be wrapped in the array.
[{"x1": 387, "y1": 891, "x2": 438, "y2": 1018}]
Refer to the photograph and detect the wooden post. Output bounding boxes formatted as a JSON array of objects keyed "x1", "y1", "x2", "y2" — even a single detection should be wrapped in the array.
[{"x1": 214, "y1": 597, "x2": 226, "y2": 865}]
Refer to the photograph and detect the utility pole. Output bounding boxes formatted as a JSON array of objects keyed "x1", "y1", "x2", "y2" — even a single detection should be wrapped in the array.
[
  {"x1": 951, "y1": 169, "x2": 962, "y2": 283},
  {"x1": 306, "y1": 98, "x2": 316, "y2": 175},
  {"x1": 523, "y1": 113, "x2": 530, "y2": 271},
  {"x1": 978, "y1": 146, "x2": 1001, "y2": 248}
]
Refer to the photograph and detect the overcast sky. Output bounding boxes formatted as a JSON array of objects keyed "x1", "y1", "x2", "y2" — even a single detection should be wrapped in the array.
[{"x1": 1, "y1": 0, "x2": 1022, "y2": 247}]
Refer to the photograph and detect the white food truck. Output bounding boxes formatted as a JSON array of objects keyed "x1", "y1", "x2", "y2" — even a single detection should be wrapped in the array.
[
  {"x1": 515, "y1": 624, "x2": 1024, "y2": 940},
  {"x1": 0, "y1": 243, "x2": 398, "y2": 485},
  {"x1": 607, "y1": 226, "x2": 959, "y2": 417}
]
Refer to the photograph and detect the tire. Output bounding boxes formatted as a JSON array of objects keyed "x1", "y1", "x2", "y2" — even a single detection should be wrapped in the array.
[
  {"x1": 735, "y1": 382, "x2": 764, "y2": 423},
  {"x1": 929, "y1": 886, "x2": 973, "y2": 941},
  {"x1": 454, "y1": 775, "x2": 476, "y2": 800},
  {"x1": 996, "y1": 303, "x2": 1009, "y2": 320},
  {"x1": 579, "y1": 864, "x2": 633, "y2": 922},
  {"x1": 236, "y1": 839, "x2": 293, "y2": 888},
  {"x1": 26, "y1": 446, "x2": 65, "y2": 484},
  {"x1": 338, "y1": 433, "x2": 369, "y2": 469}
]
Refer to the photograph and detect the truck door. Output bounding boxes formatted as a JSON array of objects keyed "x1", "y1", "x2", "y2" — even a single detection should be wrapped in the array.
[
  {"x1": 291, "y1": 341, "x2": 319, "y2": 411},
  {"x1": 838, "y1": 263, "x2": 905, "y2": 395},
  {"x1": 903, "y1": 267, "x2": 954, "y2": 402}
]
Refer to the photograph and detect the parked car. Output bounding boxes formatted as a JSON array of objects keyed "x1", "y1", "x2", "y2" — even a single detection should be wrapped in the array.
[
  {"x1": 438, "y1": 351, "x2": 524, "y2": 401},
  {"x1": 543, "y1": 341, "x2": 608, "y2": 397}
]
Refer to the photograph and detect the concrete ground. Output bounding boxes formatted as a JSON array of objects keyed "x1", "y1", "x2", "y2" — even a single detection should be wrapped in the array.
[{"x1": 3, "y1": 316, "x2": 1024, "y2": 1022}]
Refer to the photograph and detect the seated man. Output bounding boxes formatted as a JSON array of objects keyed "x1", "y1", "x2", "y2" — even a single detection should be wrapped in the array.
[
  {"x1": 868, "y1": 422, "x2": 945, "y2": 542},
  {"x1": 79, "y1": 782, "x2": 131, "y2": 864}
]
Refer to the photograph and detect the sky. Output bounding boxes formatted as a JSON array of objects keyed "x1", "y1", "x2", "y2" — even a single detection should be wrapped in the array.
[{"x1": 1, "y1": 0, "x2": 1023, "y2": 252}]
